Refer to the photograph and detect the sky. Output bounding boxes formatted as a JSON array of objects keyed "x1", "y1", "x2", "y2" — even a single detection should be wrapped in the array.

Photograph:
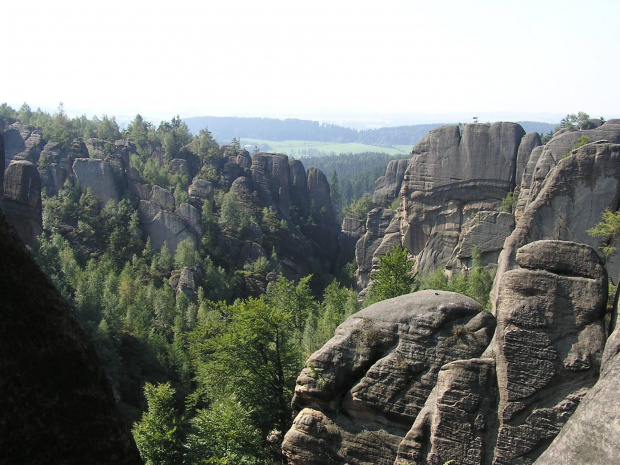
[{"x1": 3, "y1": 0, "x2": 619, "y2": 127}]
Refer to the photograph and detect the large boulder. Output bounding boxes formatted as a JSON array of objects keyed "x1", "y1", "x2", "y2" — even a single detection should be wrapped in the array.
[
  {"x1": 493, "y1": 240, "x2": 607, "y2": 464},
  {"x1": 283, "y1": 290, "x2": 495, "y2": 465},
  {"x1": 2, "y1": 160, "x2": 42, "y2": 244},
  {"x1": 0, "y1": 208, "x2": 141, "y2": 464}
]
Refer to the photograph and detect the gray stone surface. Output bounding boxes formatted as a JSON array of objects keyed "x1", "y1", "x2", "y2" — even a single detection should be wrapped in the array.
[
  {"x1": 2, "y1": 160, "x2": 42, "y2": 244},
  {"x1": 373, "y1": 158, "x2": 409, "y2": 205},
  {"x1": 138, "y1": 200, "x2": 198, "y2": 252},
  {"x1": 492, "y1": 142, "x2": 620, "y2": 311},
  {"x1": 399, "y1": 123, "x2": 524, "y2": 272},
  {"x1": 493, "y1": 240, "x2": 606, "y2": 464},
  {"x1": 283, "y1": 290, "x2": 495, "y2": 465},
  {"x1": 72, "y1": 158, "x2": 121, "y2": 205},
  {"x1": 395, "y1": 358, "x2": 498, "y2": 465},
  {"x1": 0, "y1": 208, "x2": 142, "y2": 464}
]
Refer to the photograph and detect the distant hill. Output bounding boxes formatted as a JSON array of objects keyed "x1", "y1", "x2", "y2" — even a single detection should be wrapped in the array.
[{"x1": 183, "y1": 116, "x2": 556, "y2": 148}]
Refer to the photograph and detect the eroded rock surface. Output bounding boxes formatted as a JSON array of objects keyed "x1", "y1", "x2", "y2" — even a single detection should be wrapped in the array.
[
  {"x1": 2, "y1": 160, "x2": 42, "y2": 244},
  {"x1": 493, "y1": 240, "x2": 606, "y2": 464},
  {"x1": 399, "y1": 123, "x2": 525, "y2": 272},
  {"x1": 283, "y1": 291, "x2": 495, "y2": 465},
  {"x1": 493, "y1": 142, "x2": 620, "y2": 309}
]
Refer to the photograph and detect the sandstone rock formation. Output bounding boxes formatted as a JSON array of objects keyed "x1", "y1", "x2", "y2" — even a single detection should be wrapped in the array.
[
  {"x1": 534, "y1": 279, "x2": 620, "y2": 464},
  {"x1": 286, "y1": 240, "x2": 608, "y2": 465},
  {"x1": 72, "y1": 158, "x2": 122, "y2": 205},
  {"x1": 283, "y1": 290, "x2": 495, "y2": 465},
  {"x1": 492, "y1": 142, "x2": 620, "y2": 310},
  {"x1": 373, "y1": 158, "x2": 409, "y2": 205},
  {"x1": 0, "y1": 208, "x2": 141, "y2": 464},
  {"x1": 2, "y1": 160, "x2": 42, "y2": 244},
  {"x1": 492, "y1": 240, "x2": 606, "y2": 464},
  {"x1": 399, "y1": 123, "x2": 525, "y2": 272}
]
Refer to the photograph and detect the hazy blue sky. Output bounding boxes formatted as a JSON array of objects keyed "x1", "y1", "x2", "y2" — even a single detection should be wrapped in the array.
[{"x1": 4, "y1": 0, "x2": 619, "y2": 126}]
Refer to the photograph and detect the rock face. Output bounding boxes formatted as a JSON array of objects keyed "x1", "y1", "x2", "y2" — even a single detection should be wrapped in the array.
[
  {"x1": 283, "y1": 290, "x2": 495, "y2": 465},
  {"x1": 373, "y1": 158, "x2": 409, "y2": 205},
  {"x1": 534, "y1": 279, "x2": 620, "y2": 464},
  {"x1": 286, "y1": 240, "x2": 607, "y2": 465},
  {"x1": 0, "y1": 208, "x2": 141, "y2": 464},
  {"x1": 2, "y1": 160, "x2": 42, "y2": 244},
  {"x1": 493, "y1": 142, "x2": 620, "y2": 309},
  {"x1": 493, "y1": 240, "x2": 606, "y2": 464},
  {"x1": 400, "y1": 123, "x2": 525, "y2": 271},
  {"x1": 72, "y1": 158, "x2": 121, "y2": 205}
]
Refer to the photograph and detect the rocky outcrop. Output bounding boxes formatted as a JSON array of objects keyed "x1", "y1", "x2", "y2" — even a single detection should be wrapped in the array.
[
  {"x1": 138, "y1": 199, "x2": 199, "y2": 252},
  {"x1": 399, "y1": 123, "x2": 525, "y2": 272},
  {"x1": 516, "y1": 120, "x2": 620, "y2": 217},
  {"x1": 373, "y1": 158, "x2": 409, "y2": 206},
  {"x1": 283, "y1": 290, "x2": 495, "y2": 465},
  {"x1": 251, "y1": 152, "x2": 291, "y2": 217},
  {"x1": 493, "y1": 142, "x2": 620, "y2": 310},
  {"x1": 355, "y1": 208, "x2": 395, "y2": 288},
  {"x1": 286, "y1": 240, "x2": 608, "y2": 465},
  {"x1": 2, "y1": 122, "x2": 44, "y2": 168},
  {"x1": 2, "y1": 160, "x2": 42, "y2": 244},
  {"x1": 492, "y1": 240, "x2": 606, "y2": 464},
  {"x1": 0, "y1": 208, "x2": 141, "y2": 464},
  {"x1": 72, "y1": 158, "x2": 121, "y2": 205},
  {"x1": 188, "y1": 178, "x2": 214, "y2": 209},
  {"x1": 534, "y1": 280, "x2": 620, "y2": 464}
]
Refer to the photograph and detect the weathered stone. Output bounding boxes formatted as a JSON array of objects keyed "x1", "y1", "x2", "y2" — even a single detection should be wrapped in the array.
[
  {"x1": 398, "y1": 123, "x2": 524, "y2": 272},
  {"x1": 307, "y1": 166, "x2": 334, "y2": 224},
  {"x1": 0, "y1": 208, "x2": 141, "y2": 464},
  {"x1": 138, "y1": 200, "x2": 198, "y2": 252},
  {"x1": 493, "y1": 240, "x2": 606, "y2": 464},
  {"x1": 284, "y1": 291, "x2": 495, "y2": 465},
  {"x1": 493, "y1": 142, "x2": 620, "y2": 310},
  {"x1": 373, "y1": 158, "x2": 409, "y2": 206},
  {"x1": 396, "y1": 358, "x2": 498, "y2": 465},
  {"x1": 340, "y1": 217, "x2": 366, "y2": 265},
  {"x1": 251, "y1": 152, "x2": 291, "y2": 217},
  {"x1": 188, "y1": 178, "x2": 214, "y2": 209},
  {"x1": 168, "y1": 158, "x2": 190, "y2": 178},
  {"x1": 125, "y1": 167, "x2": 150, "y2": 203},
  {"x1": 3, "y1": 123, "x2": 44, "y2": 168},
  {"x1": 289, "y1": 159, "x2": 310, "y2": 221},
  {"x1": 355, "y1": 208, "x2": 395, "y2": 289},
  {"x1": 453, "y1": 211, "x2": 515, "y2": 267},
  {"x1": 149, "y1": 185, "x2": 175, "y2": 210},
  {"x1": 512, "y1": 132, "x2": 542, "y2": 213},
  {"x1": 533, "y1": 280, "x2": 620, "y2": 465},
  {"x1": 2, "y1": 160, "x2": 42, "y2": 244},
  {"x1": 176, "y1": 202, "x2": 203, "y2": 236},
  {"x1": 72, "y1": 158, "x2": 121, "y2": 205}
]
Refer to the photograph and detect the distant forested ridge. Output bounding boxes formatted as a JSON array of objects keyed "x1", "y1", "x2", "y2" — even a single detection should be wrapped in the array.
[{"x1": 183, "y1": 116, "x2": 556, "y2": 147}]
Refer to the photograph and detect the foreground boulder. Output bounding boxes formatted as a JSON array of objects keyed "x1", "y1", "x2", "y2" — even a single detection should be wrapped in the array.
[
  {"x1": 0, "y1": 208, "x2": 141, "y2": 464},
  {"x1": 283, "y1": 290, "x2": 495, "y2": 465},
  {"x1": 492, "y1": 240, "x2": 607, "y2": 464},
  {"x1": 534, "y1": 276, "x2": 620, "y2": 464}
]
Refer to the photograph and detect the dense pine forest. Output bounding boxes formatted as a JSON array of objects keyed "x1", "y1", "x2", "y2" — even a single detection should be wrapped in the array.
[{"x1": 0, "y1": 103, "x2": 367, "y2": 464}]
